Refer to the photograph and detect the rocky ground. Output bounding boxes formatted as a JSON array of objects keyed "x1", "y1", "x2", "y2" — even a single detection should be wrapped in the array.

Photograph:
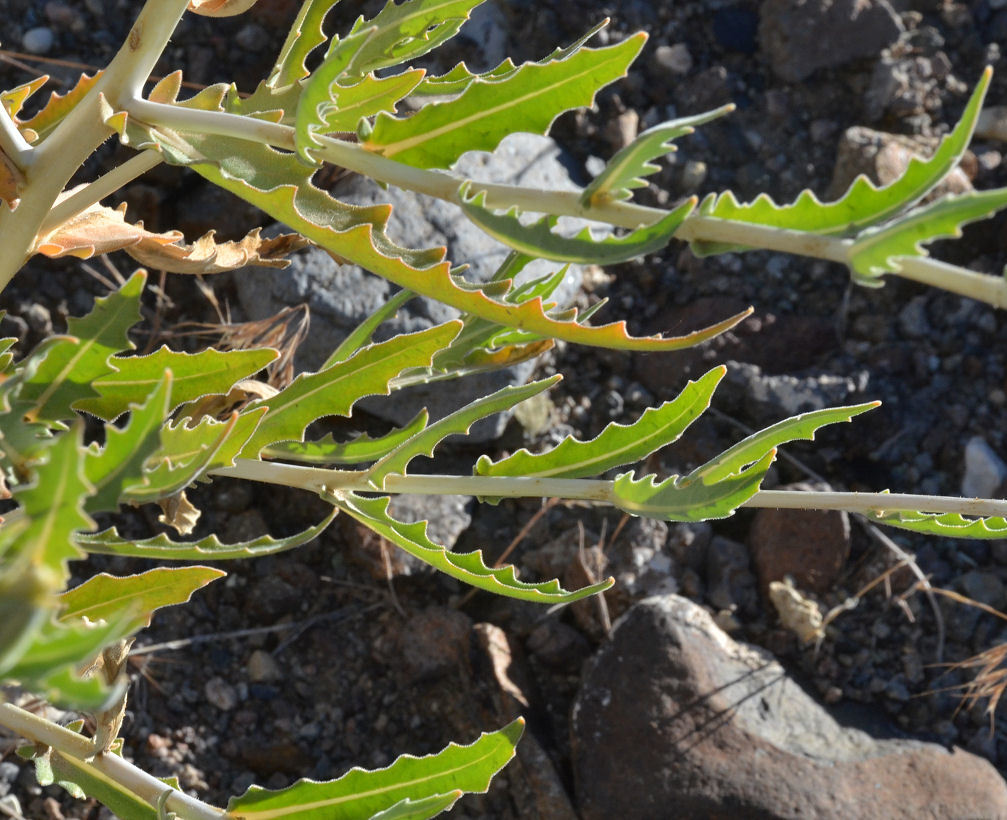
[{"x1": 4, "y1": 0, "x2": 1007, "y2": 817}]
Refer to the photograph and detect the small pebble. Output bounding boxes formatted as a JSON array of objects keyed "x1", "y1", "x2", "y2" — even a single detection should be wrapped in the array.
[
  {"x1": 204, "y1": 676, "x2": 238, "y2": 712},
  {"x1": 22, "y1": 27, "x2": 55, "y2": 55},
  {"x1": 654, "y1": 43, "x2": 692, "y2": 75}
]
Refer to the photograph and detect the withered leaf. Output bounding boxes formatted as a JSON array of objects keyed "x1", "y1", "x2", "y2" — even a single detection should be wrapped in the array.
[
  {"x1": 187, "y1": 0, "x2": 259, "y2": 16},
  {"x1": 157, "y1": 490, "x2": 202, "y2": 536}
]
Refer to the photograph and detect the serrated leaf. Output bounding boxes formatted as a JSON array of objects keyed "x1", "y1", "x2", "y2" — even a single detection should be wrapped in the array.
[
  {"x1": 263, "y1": 411, "x2": 429, "y2": 465},
  {"x1": 16, "y1": 72, "x2": 102, "y2": 142},
  {"x1": 111, "y1": 84, "x2": 726, "y2": 352},
  {"x1": 459, "y1": 182, "x2": 695, "y2": 265},
  {"x1": 17, "y1": 271, "x2": 144, "y2": 422},
  {"x1": 412, "y1": 60, "x2": 515, "y2": 97},
  {"x1": 7, "y1": 427, "x2": 94, "y2": 583},
  {"x1": 239, "y1": 323, "x2": 460, "y2": 456},
  {"x1": 363, "y1": 32, "x2": 645, "y2": 169},
  {"x1": 310, "y1": 70, "x2": 425, "y2": 135},
  {"x1": 477, "y1": 365, "x2": 724, "y2": 480},
  {"x1": 848, "y1": 189, "x2": 1007, "y2": 283},
  {"x1": 688, "y1": 401, "x2": 880, "y2": 485},
  {"x1": 58, "y1": 566, "x2": 225, "y2": 630},
  {"x1": 227, "y1": 719, "x2": 523, "y2": 819},
  {"x1": 83, "y1": 374, "x2": 172, "y2": 514},
  {"x1": 869, "y1": 509, "x2": 1007, "y2": 539},
  {"x1": 369, "y1": 792, "x2": 462, "y2": 820},
  {"x1": 35, "y1": 199, "x2": 182, "y2": 261},
  {"x1": 322, "y1": 288, "x2": 416, "y2": 368},
  {"x1": 691, "y1": 68, "x2": 992, "y2": 255},
  {"x1": 344, "y1": 0, "x2": 485, "y2": 77},
  {"x1": 332, "y1": 493, "x2": 612, "y2": 602},
  {"x1": 77, "y1": 346, "x2": 278, "y2": 421},
  {"x1": 582, "y1": 104, "x2": 733, "y2": 206},
  {"x1": 369, "y1": 375, "x2": 560, "y2": 487},
  {"x1": 76, "y1": 509, "x2": 337, "y2": 560},
  {"x1": 1, "y1": 75, "x2": 49, "y2": 121},
  {"x1": 267, "y1": 0, "x2": 337, "y2": 88},
  {"x1": 613, "y1": 449, "x2": 776, "y2": 522},
  {"x1": 123, "y1": 226, "x2": 307, "y2": 274},
  {"x1": 125, "y1": 409, "x2": 266, "y2": 502}
]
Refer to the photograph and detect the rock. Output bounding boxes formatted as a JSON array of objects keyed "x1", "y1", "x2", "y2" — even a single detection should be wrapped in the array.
[
  {"x1": 22, "y1": 27, "x2": 55, "y2": 55},
  {"x1": 713, "y1": 6, "x2": 759, "y2": 53},
  {"x1": 962, "y1": 436, "x2": 1007, "y2": 498},
  {"x1": 654, "y1": 43, "x2": 692, "y2": 76},
  {"x1": 204, "y1": 677, "x2": 238, "y2": 712},
  {"x1": 897, "y1": 295, "x2": 931, "y2": 340},
  {"x1": 237, "y1": 133, "x2": 586, "y2": 441},
  {"x1": 246, "y1": 649, "x2": 282, "y2": 684},
  {"x1": 704, "y1": 535, "x2": 757, "y2": 614},
  {"x1": 387, "y1": 494, "x2": 472, "y2": 551},
  {"x1": 397, "y1": 607, "x2": 472, "y2": 682},
  {"x1": 759, "y1": 0, "x2": 903, "y2": 82},
  {"x1": 828, "y1": 127, "x2": 972, "y2": 201},
  {"x1": 748, "y1": 482, "x2": 851, "y2": 596},
  {"x1": 572, "y1": 595, "x2": 1007, "y2": 819},
  {"x1": 526, "y1": 619, "x2": 591, "y2": 669}
]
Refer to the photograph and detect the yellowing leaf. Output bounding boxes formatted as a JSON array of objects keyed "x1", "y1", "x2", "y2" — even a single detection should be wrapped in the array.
[{"x1": 187, "y1": 0, "x2": 258, "y2": 16}]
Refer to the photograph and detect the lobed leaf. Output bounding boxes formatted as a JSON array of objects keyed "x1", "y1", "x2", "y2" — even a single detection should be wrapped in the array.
[
  {"x1": 227, "y1": 718, "x2": 522, "y2": 819},
  {"x1": 17, "y1": 271, "x2": 144, "y2": 422},
  {"x1": 476, "y1": 365, "x2": 724, "y2": 480},
  {"x1": 869, "y1": 509, "x2": 1007, "y2": 539},
  {"x1": 322, "y1": 288, "x2": 417, "y2": 368},
  {"x1": 58, "y1": 566, "x2": 225, "y2": 630},
  {"x1": 1, "y1": 75, "x2": 49, "y2": 121},
  {"x1": 267, "y1": 0, "x2": 337, "y2": 88},
  {"x1": 76, "y1": 509, "x2": 337, "y2": 560},
  {"x1": 77, "y1": 346, "x2": 278, "y2": 421},
  {"x1": 582, "y1": 103, "x2": 734, "y2": 206},
  {"x1": 333, "y1": 493, "x2": 613, "y2": 602},
  {"x1": 368, "y1": 375, "x2": 561, "y2": 487},
  {"x1": 239, "y1": 323, "x2": 461, "y2": 456},
  {"x1": 363, "y1": 31, "x2": 646, "y2": 169},
  {"x1": 613, "y1": 449, "x2": 776, "y2": 522},
  {"x1": 309, "y1": 70, "x2": 425, "y2": 135},
  {"x1": 848, "y1": 188, "x2": 1007, "y2": 283},
  {"x1": 16, "y1": 72, "x2": 102, "y2": 142},
  {"x1": 263, "y1": 411, "x2": 429, "y2": 465},
  {"x1": 687, "y1": 401, "x2": 880, "y2": 485},
  {"x1": 459, "y1": 183, "x2": 695, "y2": 265},
  {"x1": 691, "y1": 68, "x2": 992, "y2": 255}
]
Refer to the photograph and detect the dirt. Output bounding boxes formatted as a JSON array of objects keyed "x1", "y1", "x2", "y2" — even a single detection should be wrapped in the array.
[{"x1": 3, "y1": 1, "x2": 1007, "y2": 817}]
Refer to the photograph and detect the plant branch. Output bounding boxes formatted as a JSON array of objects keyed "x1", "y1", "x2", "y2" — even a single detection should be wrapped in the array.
[
  {"x1": 39, "y1": 151, "x2": 163, "y2": 236},
  {"x1": 894, "y1": 256, "x2": 1007, "y2": 309},
  {"x1": 0, "y1": 105, "x2": 32, "y2": 170},
  {"x1": 214, "y1": 460, "x2": 1007, "y2": 519},
  {"x1": 0, "y1": 703, "x2": 224, "y2": 820}
]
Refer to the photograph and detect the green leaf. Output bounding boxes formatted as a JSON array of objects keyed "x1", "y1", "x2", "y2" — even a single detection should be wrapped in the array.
[
  {"x1": 25, "y1": 667, "x2": 116, "y2": 711},
  {"x1": 47, "y1": 751, "x2": 164, "y2": 819},
  {"x1": 363, "y1": 32, "x2": 646, "y2": 169},
  {"x1": 343, "y1": 0, "x2": 486, "y2": 77},
  {"x1": 692, "y1": 67, "x2": 992, "y2": 255},
  {"x1": 75, "y1": 509, "x2": 337, "y2": 560},
  {"x1": 58, "y1": 566, "x2": 226, "y2": 630},
  {"x1": 17, "y1": 271, "x2": 144, "y2": 422},
  {"x1": 311, "y1": 70, "x2": 425, "y2": 135},
  {"x1": 4, "y1": 616, "x2": 130, "y2": 683},
  {"x1": 267, "y1": 0, "x2": 338, "y2": 88},
  {"x1": 369, "y1": 792, "x2": 462, "y2": 820},
  {"x1": 582, "y1": 104, "x2": 734, "y2": 206},
  {"x1": 869, "y1": 509, "x2": 1007, "y2": 539},
  {"x1": 459, "y1": 183, "x2": 696, "y2": 265},
  {"x1": 613, "y1": 449, "x2": 776, "y2": 522},
  {"x1": 239, "y1": 323, "x2": 461, "y2": 456},
  {"x1": 687, "y1": 401, "x2": 880, "y2": 485},
  {"x1": 322, "y1": 288, "x2": 416, "y2": 368},
  {"x1": 412, "y1": 60, "x2": 515, "y2": 97},
  {"x1": 848, "y1": 189, "x2": 1007, "y2": 283},
  {"x1": 83, "y1": 375, "x2": 172, "y2": 514},
  {"x1": 7, "y1": 426, "x2": 94, "y2": 583},
  {"x1": 124, "y1": 409, "x2": 266, "y2": 502},
  {"x1": 262, "y1": 411, "x2": 429, "y2": 465},
  {"x1": 476, "y1": 366, "x2": 724, "y2": 479},
  {"x1": 77, "y1": 346, "x2": 278, "y2": 421},
  {"x1": 227, "y1": 719, "x2": 523, "y2": 819},
  {"x1": 368, "y1": 376, "x2": 560, "y2": 487},
  {"x1": 332, "y1": 493, "x2": 612, "y2": 602}
]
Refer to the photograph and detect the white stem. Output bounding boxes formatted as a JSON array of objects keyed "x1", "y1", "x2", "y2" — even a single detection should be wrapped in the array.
[
  {"x1": 213, "y1": 460, "x2": 1007, "y2": 519},
  {"x1": 0, "y1": 703, "x2": 224, "y2": 820},
  {"x1": 39, "y1": 151, "x2": 163, "y2": 236},
  {"x1": 674, "y1": 215, "x2": 853, "y2": 263},
  {"x1": 0, "y1": 105, "x2": 32, "y2": 169},
  {"x1": 894, "y1": 256, "x2": 1007, "y2": 309}
]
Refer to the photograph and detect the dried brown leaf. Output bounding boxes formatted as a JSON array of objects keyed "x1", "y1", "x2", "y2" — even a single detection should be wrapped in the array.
[
  {"x1": 157, "y1": 490, "x2": 201, "y2": 536},
  {"x1": 124, "y1": 227, "x2": 307, "y2": 274},
  {"x1": 35, "y1": 199, "x2": 181, "y2": 260}
]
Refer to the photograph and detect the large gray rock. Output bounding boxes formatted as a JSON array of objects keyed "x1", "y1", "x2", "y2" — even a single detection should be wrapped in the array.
[
  {"x1": 238, "y1": 133, "x2": 585, "y2": 441},
  {"x1": 572, "y1": 594, "x2": 1007, "y2": 819},
  {"x1": 759, "y1": 0, "x2": 903, "y2": 83}
]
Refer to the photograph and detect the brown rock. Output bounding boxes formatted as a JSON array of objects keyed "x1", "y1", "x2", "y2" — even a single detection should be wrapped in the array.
[
  {"x1": 748, "y1": 482, "x2": 851, "y2": 596},
  {"x1": 759, "y1": 0, "x2": 903, "y2": 83},
  {"x1": 572, "y1": 595, "x2": 1007, "y2": 819},
  {"x1": 397, "y1": 607, "x2": 472, "y2": 682}
]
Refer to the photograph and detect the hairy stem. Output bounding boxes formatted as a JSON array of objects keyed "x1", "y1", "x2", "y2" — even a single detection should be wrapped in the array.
[
  {"x1": 0, "y1": 703, "x2": 225, "y2": 820},
  {"x1": 214, "y1": 460, "x2": 1007, "y2": 519}
]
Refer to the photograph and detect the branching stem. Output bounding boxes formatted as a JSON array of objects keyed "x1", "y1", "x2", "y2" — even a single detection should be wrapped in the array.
[
  {"x1": 0, "y1": 703, "x2": 225, "y2": 820},
  {"x1": 0, "y1": 105, "x2": 32, "y2": 169}
]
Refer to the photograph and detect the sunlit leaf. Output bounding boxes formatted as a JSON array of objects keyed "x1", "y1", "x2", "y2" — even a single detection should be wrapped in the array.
[
  {"x1": 263, "y1": 411, "x2": 429, "y2": 465},
  {"x1": 869, "y1": 508, "x2": 1007, "y2": 539},
  {"x1": 16, "y1": 72, "x2": 102, "y2": 141},
  {"x1": 267, "y1": 0, "x2": 337, "y2": 88}
]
